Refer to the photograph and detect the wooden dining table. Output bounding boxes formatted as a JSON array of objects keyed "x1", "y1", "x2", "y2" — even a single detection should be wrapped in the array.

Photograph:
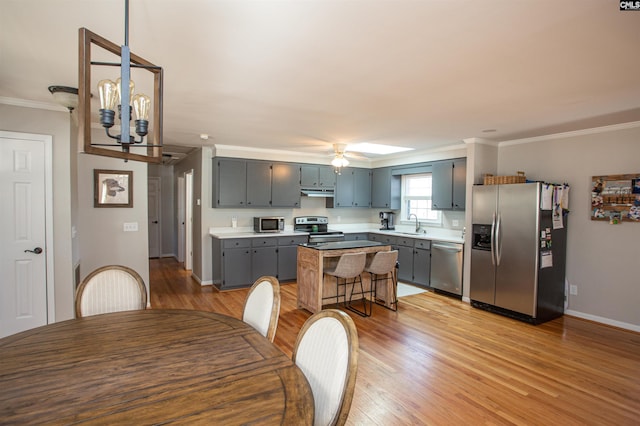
[{"x1": 0, "y1": 309, "x2": 314, "y2": 425}]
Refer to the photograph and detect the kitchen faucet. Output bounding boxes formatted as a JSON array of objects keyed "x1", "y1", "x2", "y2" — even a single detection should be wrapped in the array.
[{"x1": 408, "y1": 213, "x2": 420, "y2": 233}]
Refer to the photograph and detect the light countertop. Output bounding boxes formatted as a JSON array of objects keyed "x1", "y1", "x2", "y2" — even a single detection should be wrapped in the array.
[{"x1": 209, "y1": 224, "x2": 464, "y2": 244}]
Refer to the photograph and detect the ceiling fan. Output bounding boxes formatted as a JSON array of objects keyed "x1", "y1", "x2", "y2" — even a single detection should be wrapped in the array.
[{"x1": 329, "y1": 143, "x2": 369, "y2": 163}]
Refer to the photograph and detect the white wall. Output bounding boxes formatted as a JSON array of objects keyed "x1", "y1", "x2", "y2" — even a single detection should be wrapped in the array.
[
  {"x1": 0, "y1": 103, "x2": 76, "y2": 321},
  {"x1": 77, "y1": 154, "x2": 150, "y2": 298},
  {"x1": 497, "y1": 123, "x2": 640, "y2": 329}
]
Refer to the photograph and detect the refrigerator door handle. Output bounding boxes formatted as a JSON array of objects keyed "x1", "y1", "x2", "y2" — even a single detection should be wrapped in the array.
[
  {"x1": 490, "y1": 212, "x2": 497, "y2": 266},
  {"x1": 495, "y1": 212, "x2": 502, "y2": 266}
]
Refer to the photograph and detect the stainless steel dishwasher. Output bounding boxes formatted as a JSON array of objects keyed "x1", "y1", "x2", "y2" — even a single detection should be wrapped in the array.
[{"x1": 430, "y1": 242, "x2": 464, "y2": 296}]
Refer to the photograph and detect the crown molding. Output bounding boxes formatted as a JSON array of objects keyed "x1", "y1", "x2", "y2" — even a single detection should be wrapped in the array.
[
  {"x1": 499, "y1": 121, "x2": 640, "y2": 147},
  {"x1": 0, "y1": 96, "x2": 68, "y2": 112}
]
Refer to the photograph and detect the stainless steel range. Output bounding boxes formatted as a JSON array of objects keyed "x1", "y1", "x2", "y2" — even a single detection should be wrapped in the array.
[{"x1": 294, "y1": 216, "x2": 345, "y2": 244}]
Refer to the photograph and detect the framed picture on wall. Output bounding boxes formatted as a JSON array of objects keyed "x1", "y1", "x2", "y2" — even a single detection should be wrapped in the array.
[{"x1": 94, "y1": 169, "x2": 133, "y2": 208}]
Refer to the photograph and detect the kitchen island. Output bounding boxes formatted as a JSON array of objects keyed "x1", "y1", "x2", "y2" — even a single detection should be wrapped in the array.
[{"x1": 297, "y1": 240, "x2": 395, "y2": 313}]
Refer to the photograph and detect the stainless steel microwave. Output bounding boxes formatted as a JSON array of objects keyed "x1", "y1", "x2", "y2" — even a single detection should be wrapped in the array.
[{"x1": 253, "y1": 216, "x2": 285, "y2": 233}]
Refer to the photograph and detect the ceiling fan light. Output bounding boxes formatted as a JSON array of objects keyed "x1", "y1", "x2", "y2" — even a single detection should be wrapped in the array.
[{"x1": 331, "y1": 156, "x2": 349, "y2": 167}]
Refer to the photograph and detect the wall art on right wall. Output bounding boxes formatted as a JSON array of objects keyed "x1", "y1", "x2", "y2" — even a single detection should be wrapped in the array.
[{"x1": 591, "y1": 173, "x2": 640, "y2": 223}]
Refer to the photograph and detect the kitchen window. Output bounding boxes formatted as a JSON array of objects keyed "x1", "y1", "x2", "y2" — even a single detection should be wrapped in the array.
[{"x1": 401, "y1": 173, "x2": 441, "y2": 225}]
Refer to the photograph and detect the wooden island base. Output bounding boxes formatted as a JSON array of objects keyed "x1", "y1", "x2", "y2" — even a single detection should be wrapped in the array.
[{"x1": 297, "y1": 243, "x2": 395, "y2": 314}]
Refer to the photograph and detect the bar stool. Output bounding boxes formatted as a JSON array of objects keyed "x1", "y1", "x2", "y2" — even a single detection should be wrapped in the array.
[
  {"x1": 364, "y1": 250, "x2": 399, "y2": 312},
  {"x1": 323, "y1": 252, "x2": 369, "y2": 316}
]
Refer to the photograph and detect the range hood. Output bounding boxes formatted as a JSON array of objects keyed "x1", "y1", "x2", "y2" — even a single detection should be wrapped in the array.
[{"x1": 301, "y1": 187, "x2": 335, "y2": 197}]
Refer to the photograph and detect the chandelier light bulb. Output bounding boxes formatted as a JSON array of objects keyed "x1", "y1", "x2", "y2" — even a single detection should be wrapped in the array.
[
  {"x1": 97, "y1": 79, "x2": 118, "y2": 111},
  {"x1": 116, "y1": 77, "x2": 135, "y2": 105},
  {"x1": 132, "y1": 94, "x2": 151, "y2": 120}
]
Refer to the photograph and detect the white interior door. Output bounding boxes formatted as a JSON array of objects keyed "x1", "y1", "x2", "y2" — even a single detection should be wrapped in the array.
[
  {"x1": 185, "y1": 170, "x2": 193, "y2": 271},
  {"x1": 148, "y1": 177, "x2": 161, "y2": 258},
  {"x1": 0, "y1": 132, "x2": 52, "y2": 338},
  {"x1": 177, "y1": 176, "x2": 185, "y2": 263}
]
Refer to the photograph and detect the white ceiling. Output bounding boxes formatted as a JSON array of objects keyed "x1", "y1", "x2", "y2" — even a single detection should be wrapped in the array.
[{"x1": 1, "y1": 0, "x2": 639, "y2": 160}]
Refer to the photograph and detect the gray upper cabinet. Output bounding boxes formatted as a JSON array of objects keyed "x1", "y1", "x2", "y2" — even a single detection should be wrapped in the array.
[
  {"x1": 334, "y1": 170, "x2": 354, "y2": 207},
  {"x1": 214, "y1": 158, "x2": 247, "y2": 207},
  {"x1": 432, "y1": 161, "x2": 453, "y2": 210},
  {"x1": 353, "y1": 168, "x2": 372, "y2": 207},
  {"x1": 371, "y1": 167, "x2": 401, "y2": 209},
  {"x1": 272, "y1": 162, "x2": 301, "y2": 207},
  {"x1": 452, "y1": 158, "x2": 466, "y2": 210},
  {"x1": 246, "y1": 161, "x2": 272, "y2": 207},
  {"x1": 301, "y1": 165, "x2": 336, "y2": 188},
  {"x1": 432, "y1": 158, "x2": 466, "y2": 211},
  {"x1": 332, "y1": 168, "x2": 371, "y2": 207},
  {"x1": 213, "y1": 157, "x2": 301, "y2": 208}
]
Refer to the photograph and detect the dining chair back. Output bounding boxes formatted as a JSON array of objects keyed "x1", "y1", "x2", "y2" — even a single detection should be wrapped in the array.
[
  {"x1": 292, "y1": 309, "x2": 359, "y2": 426},
  {"x1": 242, "y1": 276, "x2": 281, "y2": 342},
  {"x1": 75, "y1": 265, "x2": 147, "y2": 318}
]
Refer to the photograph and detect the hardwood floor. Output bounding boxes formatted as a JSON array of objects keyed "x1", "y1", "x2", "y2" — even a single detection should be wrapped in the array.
[{"x1": 150, "y1": 258, "x2": 640, "y2": 425}]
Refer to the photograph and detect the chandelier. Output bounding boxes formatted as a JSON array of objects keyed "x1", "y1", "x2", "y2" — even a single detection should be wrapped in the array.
[{"x1": 78, "y1": 0, "x2": 163, "y2": 163}]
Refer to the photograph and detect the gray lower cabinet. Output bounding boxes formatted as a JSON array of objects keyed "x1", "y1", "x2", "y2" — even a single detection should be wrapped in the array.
[
  {"x1": 371, "y1": 233, "x2": 431, "y2": 287},
  {"x1": 395, "y1": 237, "x2": 414, "y2": 283},
  {"x1": 277, "y1": 236, "x2": 307, "y2": 281},
  {"x1": 368, "y1": 233, "x2": 397, "y2": 245},
  {"x1": 219, "y1": 239, "x2": 252, "y2": 288},
  {"x1": 413, "y1": 239, "x2": 431, "y2": 287},
  {"x1": 252, "y1": 238, "x2": 278, "y2": 278},
  {"x1": 213, "y1": 235, "x2": 306, "y2": 289},
  {"x1": 344, "y1": 233, "x2": 369, "y2": 241}
]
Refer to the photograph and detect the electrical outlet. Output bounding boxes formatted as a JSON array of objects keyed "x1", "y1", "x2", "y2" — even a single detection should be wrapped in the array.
[
  {"x1": 123, "y1": 222, "x2": 138, "y2": 232},
  {"x1": 452, "y1": 220, "x2": 459, "y2": 227},
  {"x1": 569, "y1": 285, "x2": 578, "y2": 295}
]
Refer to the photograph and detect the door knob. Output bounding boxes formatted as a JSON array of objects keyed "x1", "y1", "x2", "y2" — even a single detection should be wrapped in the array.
[
  {"x1": 24, "y1": 247, "x2": 43, "y2": 254},
  {"x1": 152, "y1": 221, "x2": 159, "y2": 224}
]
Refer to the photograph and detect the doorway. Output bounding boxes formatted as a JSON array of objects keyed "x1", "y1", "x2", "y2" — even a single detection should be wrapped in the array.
[
  {"x1": 184, "y1": 170, "x2": 193, "y2": 271},
  {"x1": 148, "y1": 177, "x2": 161, "y2": 258},
  {"x1": 0, "y1": 131, "x2": 54, "y2": 338}
]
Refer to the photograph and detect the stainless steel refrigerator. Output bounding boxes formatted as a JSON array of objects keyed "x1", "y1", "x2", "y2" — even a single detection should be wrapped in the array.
[{"x1": 470, "y1": 182, "x2": 567, "y2": 324}]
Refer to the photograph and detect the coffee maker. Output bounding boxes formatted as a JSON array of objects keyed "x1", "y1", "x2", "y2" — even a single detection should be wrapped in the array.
[{"x1": 379, "y1": 211, "x2": 395, "y2": 230}]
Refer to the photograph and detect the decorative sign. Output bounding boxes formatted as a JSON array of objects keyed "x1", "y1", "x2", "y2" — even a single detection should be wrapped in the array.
[{"x1": 591, "y1": 173, "x2": 640, "y2": 222}]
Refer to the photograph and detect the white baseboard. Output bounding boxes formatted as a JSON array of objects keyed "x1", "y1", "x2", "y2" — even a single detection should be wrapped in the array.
[{"x1": 565, "y1": 309, "x2": 640, "y2": 333}]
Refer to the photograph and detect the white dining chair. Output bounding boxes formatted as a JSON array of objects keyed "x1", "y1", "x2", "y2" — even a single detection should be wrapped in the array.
[
  {"x1": 242, "y1": 276, "x2": 281, "y2": 342},
  {"x1": 75, "y1": 265, "x2": 147, "y2": 318},
  {"x1": 292, "y1": 309, "x2": 359, "y2": 426}
]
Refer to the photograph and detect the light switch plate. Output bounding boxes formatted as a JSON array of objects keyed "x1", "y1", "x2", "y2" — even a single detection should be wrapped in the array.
[{"x1": 123, "y1": 222, "x2": 138, "y2": 232}]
